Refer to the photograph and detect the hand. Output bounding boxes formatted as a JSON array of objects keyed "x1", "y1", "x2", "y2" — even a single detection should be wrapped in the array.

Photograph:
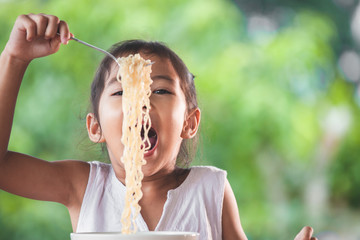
[
  {"x1": 3, "y1": 13, "x2": 71, "y2": 63},
  {"x1": 294, "y1": 226, "x2": 318, "y2": 240}
]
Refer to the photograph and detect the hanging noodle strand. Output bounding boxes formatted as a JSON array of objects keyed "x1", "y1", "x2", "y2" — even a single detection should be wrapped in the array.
[{"x1": 117, "y1": 53, "x2": 153, "y2": 234}]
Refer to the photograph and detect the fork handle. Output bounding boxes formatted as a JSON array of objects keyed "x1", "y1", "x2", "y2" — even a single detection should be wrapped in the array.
[{"x1": 70, "y1": 36, "x2": 120, "y2": 66}]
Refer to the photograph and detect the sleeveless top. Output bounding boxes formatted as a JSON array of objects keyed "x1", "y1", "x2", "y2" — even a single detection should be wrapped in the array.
[{"x1": 76, "y1": 161, "x2": 227, "y2": 240}]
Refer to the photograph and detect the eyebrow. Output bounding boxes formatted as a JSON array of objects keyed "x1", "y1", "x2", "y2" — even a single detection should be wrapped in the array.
[
  {"x1": 106, "y1": 77, "x2": 120, "y2": 87},
  {"x1": 106, "y1": 74, "x2": 175, "y2": 87},
  {"x1": 151, "y1": 75, "x2": 175, "y2": 83}
]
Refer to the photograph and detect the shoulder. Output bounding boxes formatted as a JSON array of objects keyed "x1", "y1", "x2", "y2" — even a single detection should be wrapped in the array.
[
  {"x1": 189, "y1": 165, "x2": 227, "y2": 181},
  {"x1": 88, "y1": 160, "x2": 112, "y2": 173},
  {"x1": 87, "y1": 161, "x2": 112, "y2": 184},
  {"x1": 190, "y1": 165, "x2": 226, "y2": 173},
  {"x1": 69, "y1": 161, "x2": 112, "y2": 211},
  {"x1": 186, "y1": 165, "x2": 227, "y2": 198},
  {"x1": 68, "y1": 160, "x2": 112, "y2": 204}
]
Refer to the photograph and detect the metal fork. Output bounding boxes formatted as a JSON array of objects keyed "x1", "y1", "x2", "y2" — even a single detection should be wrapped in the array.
[
  {"x1": 70, "y1": 36, "x2": 121, "y2": 67},
  {"x1": 70, "y1": 36, "x2": 154, "y2": 67}
]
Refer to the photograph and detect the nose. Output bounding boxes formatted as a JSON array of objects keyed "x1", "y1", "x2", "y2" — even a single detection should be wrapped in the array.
[
  {"x1": 143, "y1": 101, "x2": 153, "y2": 111},
  {"x1": 142, "y1": 105, "x2": 151, "y2": 119}
]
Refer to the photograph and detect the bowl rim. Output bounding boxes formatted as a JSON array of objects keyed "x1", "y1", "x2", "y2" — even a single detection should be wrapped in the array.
[{"x1": 71, "y1": 231, "x2": 199, "y2": 236}]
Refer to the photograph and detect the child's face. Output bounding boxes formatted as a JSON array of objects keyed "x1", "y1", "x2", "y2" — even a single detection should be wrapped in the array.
[{"x1": 87, "y1": 53, "x2": 199, "y2": 178}]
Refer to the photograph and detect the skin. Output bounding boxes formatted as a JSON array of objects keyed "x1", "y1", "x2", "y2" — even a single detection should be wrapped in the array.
[{"x1": 0, "y1": 13, "x2": 317, "y2": 240}]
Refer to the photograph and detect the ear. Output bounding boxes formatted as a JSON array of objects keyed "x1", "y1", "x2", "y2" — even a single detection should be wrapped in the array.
[
  {"x1": 181, "y1": 107, "x2": 201, "y2": 139},
  {"x1": 86, "y1": 113, "x2": 105, "y2": 143}
]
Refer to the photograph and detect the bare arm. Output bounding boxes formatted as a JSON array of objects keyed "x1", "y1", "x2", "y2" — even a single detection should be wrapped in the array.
[
  {"x1": 221, "y1": 179, "x2": 317, "y2": 240},
  {"x1": 0, "y1": 14, "x2": 89, "y2": 209},
  {"x1": 222, "y1": 179, "x2": 248, "y2": 240}
]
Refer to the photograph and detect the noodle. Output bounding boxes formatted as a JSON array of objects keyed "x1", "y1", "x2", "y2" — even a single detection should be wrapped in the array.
[{"x1": 116, "y1": 53, "x2": 153, "y2": 234}]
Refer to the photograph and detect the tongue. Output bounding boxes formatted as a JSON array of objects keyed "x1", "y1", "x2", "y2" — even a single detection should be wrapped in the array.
[
  {"x1": 144, "y1": 135, "x2": 156, "y2": 150},
  {"x1": 142, "y1": 132, "x2": 156, "y2": 150},
  {"x1": 149, "y1": 136, "x2": 157, "y2": 149}
]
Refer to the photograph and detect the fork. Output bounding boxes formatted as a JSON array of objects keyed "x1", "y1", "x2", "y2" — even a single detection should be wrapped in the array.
[
  {"x1": 70, "y1": 36, "x2": 154, "y2": 67},
  {"x1": 70, "y1": 36, "x2": 121, "y2": 67}
]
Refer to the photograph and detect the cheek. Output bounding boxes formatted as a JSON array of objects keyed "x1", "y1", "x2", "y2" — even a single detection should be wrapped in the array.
[
  {"x1": 98, "y1": 98, "x2": 126, "y2": 164},
  {"x1": 167, "y1": 100, "x2": 187, "y2": 137},
  {"x1": 98, "y1": 98, "x2": 124, "y2": 135}
]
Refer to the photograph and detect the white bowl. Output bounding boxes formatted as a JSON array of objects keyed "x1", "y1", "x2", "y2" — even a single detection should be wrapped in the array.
[{"x1": 70, "y1": 231, "x2": 199, "y2": 240}]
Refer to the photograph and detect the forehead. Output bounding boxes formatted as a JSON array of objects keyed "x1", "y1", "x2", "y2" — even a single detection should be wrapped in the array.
[{"x1": 106, "y1": 53, "x2": 180, "y2": 86}]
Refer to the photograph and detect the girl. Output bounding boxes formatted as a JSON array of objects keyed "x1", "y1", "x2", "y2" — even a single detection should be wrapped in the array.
[{"x1": 0, "y1": 13, "x2": 316, "y2": 240}]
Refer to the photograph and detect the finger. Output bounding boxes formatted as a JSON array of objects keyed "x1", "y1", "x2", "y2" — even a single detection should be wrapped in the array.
[
  {"x1": 294, "y1": 226, "x2": 314, "y2": 240},
  {"x1": 49, "y1": 36, "x2": 62, "y2": 53},
  {"x1": 304, "y1": 226, "x2": 314, "y2": 238},
  {"x1": 44, "y1": 14, "x2": 60, "y2": 39},
  {"x1": 16, "y1": 14, "x2": 37, "y2": 41},
  {"x1": 58, "y1": 20, "x2": 70, "y2": 44},
  {"x1": 28, "y1": 13, "x2": 49, "y2": 37}
]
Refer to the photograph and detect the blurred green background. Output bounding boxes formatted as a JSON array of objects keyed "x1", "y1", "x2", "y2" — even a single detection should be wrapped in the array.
[{"x1": 1, "y1": 0, "x2": 360, "y2": 239}]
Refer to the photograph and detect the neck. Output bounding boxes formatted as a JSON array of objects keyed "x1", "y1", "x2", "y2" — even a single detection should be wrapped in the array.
[
  {"x1": 113, "y1": 164, "x2": 189, "y2": 195},
  {"x1": 141, "y1": 167, "x2": 180, "y2": 193}
]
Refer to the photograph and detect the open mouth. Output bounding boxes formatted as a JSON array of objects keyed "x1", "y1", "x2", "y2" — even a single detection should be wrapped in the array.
[{"x1": 141, "y1": 126, "x2": 158, "y2": 152}]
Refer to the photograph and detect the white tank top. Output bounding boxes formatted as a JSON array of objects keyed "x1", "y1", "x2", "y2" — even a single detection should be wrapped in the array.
[{"x1": 76, "y1": 161, "x2": 227, "y2": 240}]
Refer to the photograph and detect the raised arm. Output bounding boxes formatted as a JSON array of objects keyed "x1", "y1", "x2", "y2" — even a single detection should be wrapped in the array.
[
  {"x1": 0, "y1": 13, "x2": 69, "y2": 158},
  {"x1": 0, "y1": 14, "x2": 89, "y2": 211}
]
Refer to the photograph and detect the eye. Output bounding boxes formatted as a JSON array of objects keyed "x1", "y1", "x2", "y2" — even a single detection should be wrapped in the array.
[
  {"x1": 153, "y1": 89, "x2": 171, "y2": 95},
  {"x1": 112, "y1": 91, "x2": 123, "y2": 96}
]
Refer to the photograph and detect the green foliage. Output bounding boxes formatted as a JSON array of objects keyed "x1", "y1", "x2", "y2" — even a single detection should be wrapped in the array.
[{"x1": 0, "y1": 0, "x2": 359, "y2": 239}]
